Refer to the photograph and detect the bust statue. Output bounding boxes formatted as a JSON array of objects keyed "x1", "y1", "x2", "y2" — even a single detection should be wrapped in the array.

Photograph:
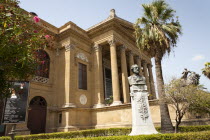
[
  {"x1": 128, "y1": 64, "x2": 147, "y2": 96},
  {"x1": 128, "y1": 64, "x2": 158, "y2": 135}
]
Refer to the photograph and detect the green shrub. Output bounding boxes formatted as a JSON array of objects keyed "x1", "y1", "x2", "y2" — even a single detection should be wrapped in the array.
[
  {"x1": 0, "y1": 125, "x2": 210, "y2": 140},
  {"x1": 40, "y1": 131, "x2": 210, "y2": 140},
  {"x1": 178, "y1": 125, "x2": 210, "y2": 132}
]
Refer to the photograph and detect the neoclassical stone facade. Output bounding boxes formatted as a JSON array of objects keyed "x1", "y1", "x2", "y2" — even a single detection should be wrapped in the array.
[{"x1": 2, "y1": 9, "x2": 209, "y2": 135}]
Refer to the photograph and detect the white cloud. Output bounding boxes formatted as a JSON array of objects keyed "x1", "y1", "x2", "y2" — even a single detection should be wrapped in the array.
[{"x1": 192, "y1": 55, "x2": 205, "y2": 61}]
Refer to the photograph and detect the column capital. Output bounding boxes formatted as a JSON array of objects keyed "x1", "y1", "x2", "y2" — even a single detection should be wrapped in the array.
[
  {"x1": 128, "y1": 50, "x2": 133, "y2": 56},
  {"x1": 93, "y1": 44, "x2": 102, "y2": 52},
  {"x1": 65, "y1": 44, "x2": 75, "y2": 52},
  {"x1": 108, "y1": 39, "x2": 116, "y2": 46},
  {"x1": 142, "y1": 60, "x2": 147, "y2": 65},
  {"x1": 119, "y1": 45, "x2": 127, "y2": 51},
  {"x1": 135, "y1": 55, "x2": 141, "y2": 60}
]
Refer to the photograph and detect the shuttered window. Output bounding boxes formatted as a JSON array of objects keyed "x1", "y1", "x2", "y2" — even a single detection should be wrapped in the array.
[{"x1": 78, "y1": 63, "x2": 87, "y2": 90}]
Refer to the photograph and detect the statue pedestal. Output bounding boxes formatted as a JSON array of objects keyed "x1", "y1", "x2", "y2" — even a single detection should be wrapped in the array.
[{"x1": 129, "y1": 91, "x2": 158, "y2": 135}]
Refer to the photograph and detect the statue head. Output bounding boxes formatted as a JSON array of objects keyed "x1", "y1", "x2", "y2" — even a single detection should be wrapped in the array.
[{"x1": 131, "y1": 64, "x2": 140, "y2": 74}]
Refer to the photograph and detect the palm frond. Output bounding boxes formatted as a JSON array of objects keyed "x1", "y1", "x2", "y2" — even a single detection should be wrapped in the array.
[
  {"x1": 142, "y1": 4, "x2": 153, "y2": 21},
  {"x1": 161, "y1": 8, "x2": 174, "y2": 21},
  {"x1": 202, "y1": 62, "x2": 210, "y2": 79},
  {"x1": 135, "y1": 0, "x2": 182, "y2": 58}
]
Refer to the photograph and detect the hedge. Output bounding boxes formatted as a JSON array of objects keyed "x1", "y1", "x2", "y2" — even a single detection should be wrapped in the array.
[
  {"x1": 39, "y1": 131, "x2": 210, "y2": 140},
  {"x1": 0, "y1": 125, "x2": 210, "y2": 140}
]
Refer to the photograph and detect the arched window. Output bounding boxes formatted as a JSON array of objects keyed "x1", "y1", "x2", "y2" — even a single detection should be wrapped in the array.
[
  {"x1": 29, "y1": 96, "x2": 47, "y2": 107},
  {"x1": 35, "y1": 50, "x2": 50, "y2": 78}
]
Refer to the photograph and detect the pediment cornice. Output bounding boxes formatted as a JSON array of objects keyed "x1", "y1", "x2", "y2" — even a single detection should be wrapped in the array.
[{"x1": 58, "y1": 27, "x2": 92, "y2": 46}]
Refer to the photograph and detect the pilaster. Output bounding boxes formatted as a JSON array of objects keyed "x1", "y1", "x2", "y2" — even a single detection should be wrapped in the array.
[
  {"x1": 93, "y1": 44, "x2": 105, "y2": 108},
  {"x1": 63, "y1": 44, "x2": 76, "y2": 108}
]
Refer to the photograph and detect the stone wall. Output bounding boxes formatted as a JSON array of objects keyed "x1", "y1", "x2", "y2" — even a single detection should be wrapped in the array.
[{"x1": 55, "y1": 100, "x2": 210, "y2": 132}]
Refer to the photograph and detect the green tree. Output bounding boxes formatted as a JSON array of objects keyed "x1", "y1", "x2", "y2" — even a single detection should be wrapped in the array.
[
  {"x1": 135, "y1": 0, "x2": 182, "y2": 132},
  {"x1": 202, "y1": 62, "x2": 210, "y2": 79},
  {"x1": 0, "y1": 0, "x2": 49, "y2": 99},
  {"x1": 164, "y1": 78, "x2": 210, "y2": 133},
  {"x1": 189, "y1": 89, "x2": 210, "y2": 114}
]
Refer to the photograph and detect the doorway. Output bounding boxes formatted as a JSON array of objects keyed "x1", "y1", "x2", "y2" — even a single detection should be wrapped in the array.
[{"x1": 27, "y1": 96, "x2": 47, "y2": 134}]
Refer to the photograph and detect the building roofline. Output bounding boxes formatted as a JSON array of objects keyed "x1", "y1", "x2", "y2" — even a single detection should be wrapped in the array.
[{"x1": 86, "y1": 9, "x2": 134, "y2": 32}]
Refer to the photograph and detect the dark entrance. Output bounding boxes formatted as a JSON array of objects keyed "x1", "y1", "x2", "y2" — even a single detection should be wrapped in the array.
[{"x1": 27, "y1": 96, "x2": 47, "y2": 134}]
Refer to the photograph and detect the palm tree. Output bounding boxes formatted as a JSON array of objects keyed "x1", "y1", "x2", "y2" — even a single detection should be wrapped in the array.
[
  {"x1": 135, "y1": 0, "x2": 182, "y2": 133},
  {"x1": 202, "y1": 62, "x2": 210, "y2": 79}
]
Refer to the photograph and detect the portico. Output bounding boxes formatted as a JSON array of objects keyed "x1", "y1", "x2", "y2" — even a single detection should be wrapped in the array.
[{"x1": 92, "y1": 37, "x2": 156, "y2": 108}]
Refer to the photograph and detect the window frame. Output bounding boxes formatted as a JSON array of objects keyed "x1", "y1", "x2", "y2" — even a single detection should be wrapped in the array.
[
  {"x1": 35, "y1": 50, "x2": 50, "y2": 78},
  {"x1": 78, "y1": 62, "x2": 87, "y2": 90}
]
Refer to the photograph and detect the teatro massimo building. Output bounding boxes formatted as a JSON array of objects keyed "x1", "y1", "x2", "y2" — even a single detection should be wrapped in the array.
[{"x1": 0, "y1": 9, "x2": 209, "y2": 135}]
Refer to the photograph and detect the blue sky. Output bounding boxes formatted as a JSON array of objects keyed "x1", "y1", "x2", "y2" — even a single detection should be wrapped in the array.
[{"x1": 19, "y1": 0, "x2": 210, "y2": 90}]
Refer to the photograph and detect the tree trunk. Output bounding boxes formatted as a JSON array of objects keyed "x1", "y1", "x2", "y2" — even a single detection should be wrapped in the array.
[
  {"x1": 155, "y1": 57, "x2": 174, "y2": 133},
  {"x1": 175, "y1": 122, "x2": 178, "y2": 133}
]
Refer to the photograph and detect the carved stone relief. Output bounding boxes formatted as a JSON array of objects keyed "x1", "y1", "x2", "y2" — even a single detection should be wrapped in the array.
[
  {"x1": 80, "y1": 94, "x2": 87, "y2": 105},
  {"x1": 76, "y1": 53, "x2": 88, "y2": 62}
]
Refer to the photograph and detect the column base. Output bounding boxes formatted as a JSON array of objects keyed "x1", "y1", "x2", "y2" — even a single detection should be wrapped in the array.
[
  {"x1": 57, "y1": 126, "x2": 78, "y2": 132},
  {"x1": 62, "y1": 103, "x2": 76, "y2": 108},
  {"x1": 110, "y1": 101, "x2": 122, "y2": 106},
  {"x1": 93, "y1": 103, "x2": 105, "y2": 108}
]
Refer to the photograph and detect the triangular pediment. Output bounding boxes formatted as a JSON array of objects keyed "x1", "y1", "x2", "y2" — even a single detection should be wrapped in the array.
[{"x1": 87, "y1": 16, "x2": 136, "y2": 41}]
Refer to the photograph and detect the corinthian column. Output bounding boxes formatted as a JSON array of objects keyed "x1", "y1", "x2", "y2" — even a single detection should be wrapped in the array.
[
  {"x1": 93, "y1": 44, "x2": 105, "y2": 108},
  {"x1": 148, "y1": 63, "x2": 156, "y2": 99},
  {"x1": 120, "y1": 46, "x2": 130, "y2": 103},
  {"x1": 142, "y1": 60, "x2": 151, "y2": 97},
  {"x1": 128, "y1": 51, "x2": 134, "y2": 75},
  {"x1": 109, "y1": 39, "x2": 122, "y2": 106},
  {"x1": 63, "y1": 44, "x2": 76, "y2": 108}
]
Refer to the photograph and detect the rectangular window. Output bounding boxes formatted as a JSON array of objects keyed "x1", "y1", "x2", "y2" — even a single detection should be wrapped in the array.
[
  {"x1": 58, "y1": 113, "x2": 62, "y2": 124},
  {"x1": 104, "y1": 68, "x2": 112, "y2": 99},
  {"x1": 78, "y1": 63, "x2": 87, "y2": 90}
]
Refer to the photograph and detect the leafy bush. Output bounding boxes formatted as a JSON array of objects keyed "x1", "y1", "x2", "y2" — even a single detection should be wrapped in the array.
[
  {"x1": 40, "y1": 131, "x2": 210, "y2": 140},
  {"x1": 0, "y1": 125, "x2": 210, "y2": 140}
]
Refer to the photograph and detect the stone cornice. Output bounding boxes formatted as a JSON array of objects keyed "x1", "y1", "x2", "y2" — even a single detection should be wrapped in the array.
[
  {"x1": 58, "y1": 28, "x2": 92, "y2": 46},
  {"x1": 21, "y1": 9, "x2": 59, "y2": 34},
  {"x1": 52, "y1": 100, "x2": 159, "y2": 112},
  {"x1": 87, "y1": 18, "x2": 135, "y2": 41},
  {"x1": 59, "y1": 21, "x2": 88, "y2": 37},
  {"x1": 87, "y1": 16, "x2": 134, "y2": 32}
]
